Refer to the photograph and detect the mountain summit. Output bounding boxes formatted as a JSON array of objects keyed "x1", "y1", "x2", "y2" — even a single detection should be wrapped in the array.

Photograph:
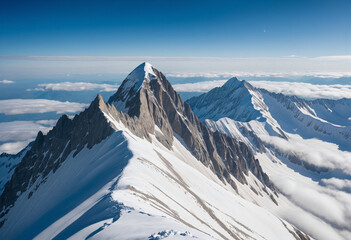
[
  {"x1": 108, "y1": 63, "x2": 273, "y2": 189},
  {"x1": 0, "y1": 63, "x2": 310, "y2": 240},
  {"x1": 187, "y1": 77, "x2": 263, "y2": 122}
]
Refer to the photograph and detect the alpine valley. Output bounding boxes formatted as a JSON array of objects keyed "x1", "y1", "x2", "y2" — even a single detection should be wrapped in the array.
[{"x1": 1, "y1": 63, "x2": 350, "y2": 240}]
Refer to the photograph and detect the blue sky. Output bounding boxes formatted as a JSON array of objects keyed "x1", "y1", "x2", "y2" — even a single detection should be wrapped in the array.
[
  {"x1": 1, "y1": 0, "x2": 350, "y2": 57},
  {"x1": 0, "y1": 0, "x2": 350, "y2": 78}
]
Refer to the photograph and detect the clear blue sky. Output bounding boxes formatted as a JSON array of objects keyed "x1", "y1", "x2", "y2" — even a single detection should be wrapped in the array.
[{"x1": 1, "y1": 0, "x2": 350, "y2": 57}]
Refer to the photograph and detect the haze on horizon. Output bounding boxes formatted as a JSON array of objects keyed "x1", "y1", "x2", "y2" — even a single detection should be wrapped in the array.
[{"x1": 0, "y1": 0, "x2": 350, "y2": 79}]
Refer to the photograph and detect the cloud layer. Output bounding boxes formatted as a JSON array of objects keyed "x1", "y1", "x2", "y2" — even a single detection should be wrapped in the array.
[
  {"x1": 0, "y1": 120, "x2": 56, "y2": 154},
  {"x1": 0, "y1": 80, "x2": 14, "y2": 84},
  {"x1": 0, "y1": 120, "x2": 56, "y2": 142},
  {"x1": 28, "y1": 82, "x2": 119, "y2": 92},
  {"x1": 260, "y1": 134, "x2": 351, "y2": 175},
  {"x1": 273, "y1": 175, "x2": 351, "y2": 240},
  {"x1": 0, "y1": 99, "x2": 88, "y2": 115},
  {"x1": 250, "y1": 81, "x2": 351, "y2": 100},
  {"x1": 0, "y1": 141, "x2": 31, "y2": 155},
  {"x1": 321, "y1": 178, "x2": 351, "y2": 191}
]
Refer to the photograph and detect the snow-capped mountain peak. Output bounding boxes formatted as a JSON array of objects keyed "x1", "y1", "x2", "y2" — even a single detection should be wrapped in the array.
[
  {"x1": 222, "y1": 77, "x2": 242, "y2": 88},
  {"x1": 107, "y1": 62, "x2": 156, "y2": 112},
  {"x1": 222, "y1": 77, "x2": 255, "y2": 91},
  {"x1": 187, "y1": 77, "x2": 263, "y2": 122},
  {"x1": 107, "y1": 66, "x2": 274, "y2": 191},
  {"x1": 124, "y1": 61, "x2": 156, "y2": 89}
]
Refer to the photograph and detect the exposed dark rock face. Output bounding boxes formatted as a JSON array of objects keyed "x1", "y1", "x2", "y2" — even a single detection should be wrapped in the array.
[
  {"x1": 0, "y1": 143, "x2": 32, "y2": 195},
  {"x1": 109, "y1": 63, "x2": 274, "y2": 191},
  {"x1": 0, "y1": 95, "x2": 114, "y2": 223}
]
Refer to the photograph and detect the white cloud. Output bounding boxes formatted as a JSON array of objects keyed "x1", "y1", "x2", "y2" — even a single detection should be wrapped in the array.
[
  {"x1": 313, "y1": 55, "x2": 351, "y2": 61},
  {"x1": 250, "y1": 81, "x2": 351, "y2": 100},
  {"x1": 0, "y1": 120, "x2": 57, "y2": 154},
  {"x1": 0, "y1": 141, "x2": 31, "y2": 155},
  {"x1": 0, "y1": 99, "x2": 88, "y2": 115},
  {"x1": 273, "y1": 176, "x2": 348, "y2": 227},
  {"x1": 272, "y1": 174, "x2": 351, "y2": 239},
  {"x1": 0, "y1": 120, "x2": 56, "y2": 142},
  {"x1": 173, "y1": 80, "x2": 227, "y2": 92},
  {"x1": 321, "y1": 178, "x2": 351, "y2": 191},
  {"x1": 280, "y1": 205, "x2": 344, "y2": 240},
  {"x1": 27, "y1": 82, "x2": 119, "y2": 92},
  {"x1": 260, "y1": 135, "x2": 351, "y2": 175},
  {"x1": 0, "y1": 80, "x2": 14, "y2": 84}
]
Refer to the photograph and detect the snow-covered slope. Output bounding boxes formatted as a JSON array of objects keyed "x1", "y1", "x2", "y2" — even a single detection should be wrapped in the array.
[
  {"x1": 188, "y1": 78, "x2": 351, "y2": 151},
  {"x1": 0, "y1": 63, "x2": 311, "y2": 240},
  {"x1": 187, "y1": 77, "x2": 351, "y2": 240}
]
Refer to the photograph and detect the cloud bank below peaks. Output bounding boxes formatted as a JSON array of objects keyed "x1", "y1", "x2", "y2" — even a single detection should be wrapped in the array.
[
  {"x1": 0, "y1": 99, "x2": 88, "y2": 115},
  {"x1": 250, "y1": 81, "x2": 351, "y2": 100},
  {"x1": 259, "y1": 134, "x2": 351, "y2": 175},
  {"x1": 0, "y1": 120, "x2": 57, "y2": 154},
  {"x1": 0, "y1": 80, "x2": 15, "y2": 84},
  {"x1": 27, "y1": 82, "x2": 119, "y2": 92}
]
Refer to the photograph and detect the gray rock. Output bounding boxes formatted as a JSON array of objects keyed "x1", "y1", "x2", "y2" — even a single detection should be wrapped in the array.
[{"x1": 109, "y1": 63, "x2": 274, "y2": 191}]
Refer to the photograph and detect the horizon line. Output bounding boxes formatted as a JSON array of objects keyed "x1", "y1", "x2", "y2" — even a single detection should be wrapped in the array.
[{"x1": 1, "y1": 55, "x2": 351, "y2": 62}]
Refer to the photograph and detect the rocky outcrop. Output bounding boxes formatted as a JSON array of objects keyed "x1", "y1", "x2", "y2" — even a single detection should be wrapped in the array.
[
  {"x1": 0, "y1": 143, "x2": 32, "y2": 195},
  {"x1": 0, "y1": 95, "x2": 114, "y2": 224}
]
